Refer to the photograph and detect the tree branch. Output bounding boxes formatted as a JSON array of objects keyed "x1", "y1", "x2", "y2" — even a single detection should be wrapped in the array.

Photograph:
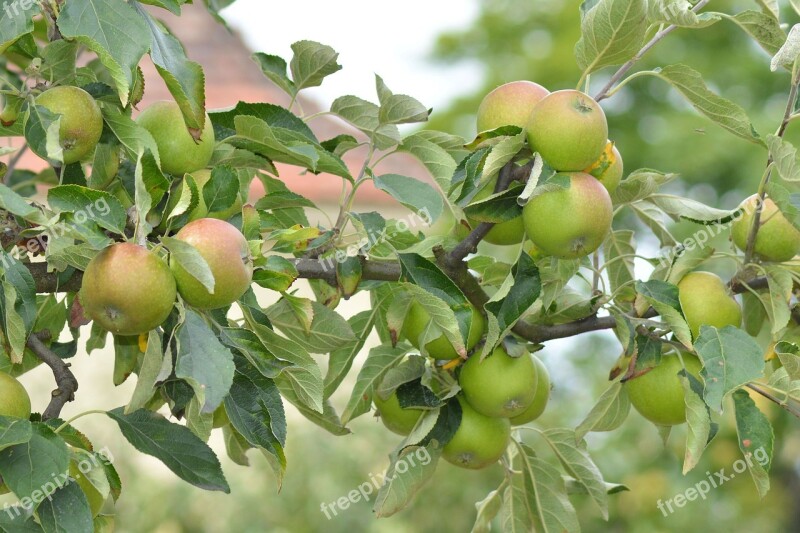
[
  {"x1": 593, "y1": 0, "x2": 711, "y2": 102},
  {"x1": 26, "y1": 334, "x2": 78, "y2": 420}
]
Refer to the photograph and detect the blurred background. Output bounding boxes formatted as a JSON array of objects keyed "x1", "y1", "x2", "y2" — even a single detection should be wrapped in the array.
[{"x1": 3, "y1": 0, "x2": 800, "y2": 531}]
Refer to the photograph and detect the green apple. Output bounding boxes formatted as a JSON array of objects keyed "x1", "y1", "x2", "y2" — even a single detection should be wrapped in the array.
[
  {"x1": 442, "y1": 396, "x2": 510, "y2": 469},
  {"x1": 35, "y1": 86, "x2": 103, "y2": 164},
  {"x1": 476, "y1": 80, "x2": 549, "y2": 132},
  {"x1": 402, "y1": 302, "x2": 485, "y2": 360},
  {"x1": 467, "y1": 175, "x2": 525, "y2": 245},
  {"x1": 136, "y1": 101, "x2": 215, "y2": 175},
  {"x1": 170, "y1": 218, "x2": 253, "y2": 309},
  {"x1": 509, "y1": 354, "x2": 550, "y2": 425},
  {"x1": 0, "y1": 372, "x2": 31, "y2": 419},
  {"x1": 678, "y1": 271, "x2": 741, "y2": 339},
  {"x1": 458, "y1": 345, "x2": 537, "y2": 418},
  {"x1": 732, "y1": 195, "x2": 800, "y2": 262},
  {"x1": 373, "y1": 390, "x2": 424, "y2": 436},
  {"x1": 526, "y1": 89, "x2": 608, "y2": 171},
  {"x1": 626, "y1": 353, "x2": 703, "y2": 426},
  {"x1": 585, "y1": 141, "x2": 623, "y2": 194},
  {"x1": 522, "y1": 172, "x2": 612, "y2": 259},
  {"x1": 80, "y1": 243, "x2": 176, "y2": 336}
]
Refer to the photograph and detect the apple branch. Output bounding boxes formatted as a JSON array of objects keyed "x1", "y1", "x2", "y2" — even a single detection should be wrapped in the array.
[
  {"x1": 593, "y1": 0, "x2": 712, "y2": 103},
  {"x1": 26, "y1": 333, "x2": 78, "y2": 420}
]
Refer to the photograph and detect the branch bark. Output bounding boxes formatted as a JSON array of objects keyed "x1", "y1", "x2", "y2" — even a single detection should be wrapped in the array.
[{"x1": 26, "y1": 334, "x2": 78, "y2": 420}]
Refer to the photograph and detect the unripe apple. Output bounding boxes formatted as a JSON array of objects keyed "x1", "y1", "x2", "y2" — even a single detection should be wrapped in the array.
[
  {"x1": 677, "y1": 271, "x2": 741, "y2": 339},
  {"x1": 584, "y1": 141, "x2": 623, "y2": 193},
  {"x1": 170, "y1": 218, "x2": 253, "y2": 310},
  {"x1": 522, "y1": 172, "x2": 612, "y2": 259},
  {"x1": 35, "y1": 86, "x2": 103, "y2": 164},
  {"x1": 136, "y1": 101, "x2": 215, "y2": 175},
  {"x1": 424, "y1": 208, "x2": 471, "y2": 241},
  {"x1": 466, "y1": 175, "x2": 525, "y2": 245},
  {"x1": 732, "y1": 195, "x2": 800, "y2": 262},
  {"x1": 476, "y1": 81, "x2": 549, "y2": 132},
  {"x1": 442, "y1": 396, "x2": 510, "y2": 469},
  {"x1": 373, "y1": 390, "x2": 424, "y2": 436},
  {"x1": 458, "y1": 345, "x2": 537, "y2": 418},
  {"x1": 0, "y1": 371, "x2": 31, "y2": 419},
  {"x1": 626, "y1": 353, "x2": 703, "y2": 426},
  {"x1": 402, "y1": 302, "x2": 485, "y2": 360},
  {"x1": 526, "y1": 90, "x2": 608, "y2": 171},
  {"x1": 509, "y1": 354, "x2": 550, "y2": 425},
  {"x1": 80, "y1": 243, "x2": 176, "y2": 336}
]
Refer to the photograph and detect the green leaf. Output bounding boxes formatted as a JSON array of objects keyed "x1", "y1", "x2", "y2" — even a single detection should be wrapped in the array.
[
  {"x1": 766, "y1": 134, "x2": 800, "y2": 182},
  {"x1": 57, "y1": 0, "x2": 151, "y2": 105},
  {"x1": 649, "y1": 193, "x2": 737, "y2": 224},
  {"x1": 266, "y1": 299, "x2": 356, "y2": 354},
  {"x1": 276, "y1": 380, "x2": 350, "y2": 436},
  {"x1": 771, "y1": 24, "x2": 800, "y2": 72},
  {"x1": 325, "y1": 308, "x2": 380, "y2": 398},
  {"x1": 162, "y1": 236, "x2": 215, "y2": 293},
  {"x1": 611, "y1": 169, "x2": 676, "y2": 205},
  {"x1": 517, "y1": 443, "x2": 580, "y2": 533},
  {"x1": 126, "y1": 330, "x2": 164, "y2": 414},
  {"x1": 23, "y1": 104, "x2": 63, "y2": 165},
  {"x1": 400, "y1": 132, "x2": 458, "y2": 192},
  {"x1": 201, "y1": 166, "x2": 239, "y2": 214},
  {"x1": 481, "y1": 132, "x2": 526, "y2": 183},
  {"x1": 483, "y1": 254, "x2": 541, "y2": 355},
  {"x1": 47, "y1": 185, "x2": 127, "y2": 234},
  {"x1": 472, "y1": 486, "x2": 504, "y2": 533},
  {"x1": 775, "y1": 341, "x2": 800, "y2": 380},
  {"x1": 175, "y1": 310, "x2": 235, "y2": 413},
  {"x1": 647, "y1": 0, "x2": 720, "y2": 27},
  {"x1": 210, "y1": 101, "x2": 315, "y2": 141},
  {"x1": 732, "y1": 389, "x2": 774, "y2": 497},
  {"x1": 252, "y1": 256, "x2": 299, "y2": 292},
  {"x1": 0, "y1": 416, "x2": 32, "y2": 451},
  {"x1": 636, "y1": 280, "x2": 692, "y2": 348},
  {"x1": 106, "y1": 407, "x2": 230, "y2": 492},
  {"x1": 0, "y1": 183, "x2": 47, "y2": 225},
  {"x1": 604, "y1": 230, "x2": 636, "y2": 301},
  {"x1": 101, "y1": 104, "x2": 161, "y2": 164},
  {"x1": 376, "y1": 75, "x2": 430, "y2": 125},
  {"x1": 373, "y1": 173, "x2": 443, "y2": 223},
  {"x1": 646, "y1": 64, "x2": 763, "y2": 145},
  {"x1": 0, "y1": 0, "x2": 37, "y2": 52},
  {"x1": 542, "y1": 428, "x2": 609, "y2": 519},
  {"x1": 0, "y1": 423, "x2": 69, "y2": 508},
  {"x1": 575, "y1": 0, "x2": 648, "y2": 74},
  {"x1": 289, "y1": 40, "x2": 341, "y2": 91},
  {"x1": 37, "y1": 482, "x2": 93, "y2": 533},
  {"x1": 575, "y1": 380, "x2": 630, "y2": 440},
  {"x1": 722, "y1": 10, "x2": 785, "y2": 56},
  {"x1": 251, "y1": 53, "x2": 296, "y2": 97},
  {"x1": 219, "y1": 327, "x2": 292, "y2": 379},
  {"x1": 342, "y1": 342, "x2": 409, "y2": 424},
  {"x1": 695, "y1": 326, "x2": 764, "y2": 412},
  {"x1": 330, "y1": 95, "x2": 401, "y2": 150},
  {"x1": 373, "y1": 444, "x2": 441, "y2": 518},
  {"x1": 679, "y1": 370, "x2": 717, "y2": 474}
]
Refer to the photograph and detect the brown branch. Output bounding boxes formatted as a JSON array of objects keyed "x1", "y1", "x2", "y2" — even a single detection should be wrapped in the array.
[{"x1": 26, "y1": 334, "x2": 78, "y2": 420}]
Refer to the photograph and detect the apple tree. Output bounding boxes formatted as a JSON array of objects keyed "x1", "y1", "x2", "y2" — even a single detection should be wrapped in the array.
[{"x1": 0, "y1": 0, "x2": 798, "y2": 531}]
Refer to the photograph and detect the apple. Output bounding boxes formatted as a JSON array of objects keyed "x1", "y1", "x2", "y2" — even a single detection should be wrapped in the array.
[
  {"x1": 80, "y1": 243, "x2": 176, "y2": 336},
  {"x1": 626, "y1": 352, "x2": 703, "y2": 426},
  {"x1": 34, "y1": 86, "x2": 103, "y2": 165},
  {"x1": 0, "y1": 371, "x2": 30, "y2": 419},
  {"x1": 509, "y1": 354, "x2": 550, "y2": 425},
  {"x1": 170, "y1": 218, "x2": 253, "y2": 309},
  {"x1": 373, "y1": 390, "x2": 424, "y2": 436},
  {"x1": 476, "y1": 80, "x2": 549, "y2": 132},
  {"x1": 136, "y1": 101, "x2": 215, "y2": 175},
  {"x1": 677, "y1": 271, "x2": 741, "y2": 339},
  {"x1": 522, "y1": 172, "x2": 612, "y2": 259},
  {"x1": 423, "y1": 207, "x2": 472, "y2": 241},
  {"x1": 467, "y1": 175, "x2": 526, "y2": 245},
  {"x1": 584, "y1": 141, "x2": 623, "y2": 193},
  {"x1": 442, "y1": 396, "x2": 510, "y2": 469},
  {"x1": 526, "y1": 89, "x2": 608, "y2": 171},
  {"x1": 458, "y1": 345, "x2": 537, "y2": 418},
  {"x1": 732, "y1": 195, "x2": 800, "y2": 262},
  {"x1": 402, "y1": 302, "x2": 485, "y2": 360}
]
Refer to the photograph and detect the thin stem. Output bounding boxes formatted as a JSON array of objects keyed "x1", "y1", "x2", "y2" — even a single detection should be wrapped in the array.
[
  {"x1": 54, "y1": 410, "x2": 107, "y2": 434},
  {"x1": 3, "y1": 144, "x2": 27, "y2": 186}
]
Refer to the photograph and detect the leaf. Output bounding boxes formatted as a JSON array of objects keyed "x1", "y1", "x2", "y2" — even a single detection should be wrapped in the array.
[
  {"x1": 575, "y1": 380, "x2": 630, "y2": 440},
  {"x1": 276, "y1": 381, "x2": 350, "y2": 436},
  {"x1": 647, "y1": 0, "x2": 720, "y2": 27},
  {"x1": 126, "y1": 330, "x2": 163, "y2": 413},
  {"x1": 266, "y1": 299, "x2": 356, "y2": 354},
  {"x1": 631, "y1": 201, "x2": 677, "y2": 246},
  {"x1": 472, "y1": 486, "x2": 504, "y2": 533},
  {"x1": 695, "y1": 326, "x2": 764, "y2": 412},
  {"x1": 57, "y1": 0, "x2": 151, "y2": 105},
  {"x1": 775, "y1": 341, "x2": 800, "y2": 380},
  {"x1": 0, "y1": 0, "x2": 36, "y2": 52},
  {"x1": 101, "y1": 104, "x2": 160, "y2": 164},
  {"x1": 679, "y1": 370, "x2": 717, "y2": 474},
  {"x1": 722, "y1": 10, "x2": 785, "y2": 56},
  {"x1": 201, "y1": 166, "x2": 239, "y2": 214},
  {"x1": 37, "y1": 482, "x2": 93, "y2": 533},
  {"x1": 373, "y1": 173, "x2": 443, "y2": 223},
  {"x1": 330, "y1": 95, "x2": 401, "y2": 150},
  {"x1": 175, "y1": 310, "x2": 235, "y2": 413},
  {"x1": 325, "y1": 308, "x2": 379, "y2": 398},
  {"x1": 646, "y1": 64, "x2": 763, "y2": 145},
  {"x1": 23, "y1": 104, "x2": 63, "y2": 165},
  {"x1": 251, "y1": 53, "x2": 296, "y2": 96},
  {"x1": 106, "y1": 407, "x2": 229, "y2": 492},
  {"x1": 542, "y1": 428, "x2": 609, "y2": 519},
  {"x1": 610, "y1": 169, "x2": 676, "y2": 205},
  {"x1": 636, "y1": 280, "x2": 692, "y2": 348},
  {"x1": 481, "y1": 132, "x2": 526, "y2": 183},
  {"x1": 341, "y1": 343, "x2": 409, "y2": 424},
  {"x1": 603, "y1": 230, "x2": 636, "y2": 301},
  {"x1": 373, "y1": 444, "x2": 441, "y2": 517},
  {"x1": 771, "y1": 24, "x2": 800, "y2": 72},
  {"x1": 162, "y1": 236, "x2": 215, "y2": 293},
  {"x1": 755, "y1": 265, "x2": 793, "y2": 335},
  {"x1": 400, "y1": 132, "x2": 458, "y2": 192},
  {"x1": 517, "y1": 443, "x2": 580, "y2": 533},
  {"x1": 289, "y1": 40, "x2": 341, "y2": 91},
  {"x1": 575, "y1": 0, "x2": 648, "y2": 74},
  {"x1": 649, "y1": 193, "x2": 737, "y2": 224},
  {"x1": 0, "y1": 416, "x2": 32, "y2": 452},
  {"x1": 0, "y1": 424, "x2": 69, "y2": 507},
  {"x1": 0, "y1": 183, "x2": 47, "y2": 225},
  {"x1": 766, "y1": 134, "x2": 800, "y2": 182},
  {"x1": 483, "y1": 254, "x2": 541, "y2": 355},
  {"x1": 47, "y1": 185, "x2": 127, "y2": 234},
  {"x1": 732, "y1": 389, "x2": 773, "y2": 497}
]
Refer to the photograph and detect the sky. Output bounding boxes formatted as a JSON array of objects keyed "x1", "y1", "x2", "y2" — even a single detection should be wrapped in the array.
[{"x1": 221, "y1": 0, "x2": 482, "y2": 114}]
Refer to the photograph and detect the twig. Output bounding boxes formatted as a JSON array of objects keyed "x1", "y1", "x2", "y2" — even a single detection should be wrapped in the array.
[
  {"x1": 593, "y1": 0, "x2": 712, "y2": 102},
  {"x1": 3, "y1": 144, "x2": 27, "y2": 186},
  {"x1": 26, "y1": 333, "x2": 78, "y2": 420}
]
